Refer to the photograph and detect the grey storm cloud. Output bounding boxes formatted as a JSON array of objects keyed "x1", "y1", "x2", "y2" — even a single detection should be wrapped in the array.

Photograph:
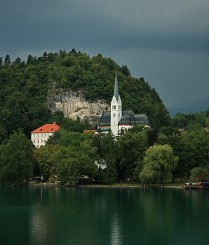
[
  {"x1": 1, "y1": 0, "x2": 208, "y2": 52},
  {"x1": 0, "y1": 0, "x2": 209, "y2": 106}
]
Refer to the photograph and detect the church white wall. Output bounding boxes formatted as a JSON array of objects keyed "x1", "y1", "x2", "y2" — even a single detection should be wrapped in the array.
[{"x1": 110, "y1": 95, "x2": 122, "y2": 136}]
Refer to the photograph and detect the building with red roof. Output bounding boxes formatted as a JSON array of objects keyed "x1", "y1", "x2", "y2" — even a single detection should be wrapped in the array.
[
  {"x1": 31, "y1": 122, "x2": 60, "y2": 148},
  {"x1": 82, "y1": 130, "x2": 97, "y2": 135}
]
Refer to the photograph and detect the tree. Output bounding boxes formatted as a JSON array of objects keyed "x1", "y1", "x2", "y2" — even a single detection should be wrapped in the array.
[
  {"x1": 0, "y1": 126, "x2": 7, "y2": 143},
  {"x1": 117, "y1": 131, "x2": 149, "y2": 182},
  {"x1": 176, "y1": 128, "x2": 209, "y2": 179},
  {"x1": 0, "y1": 50, "x2": 170, "y2": 143},
  {"x1": 139, "y1": 144, "x2": 178, "y2": 185},
  {"x1": 157, "y1": 126, "x2": 182, "y2": 181},
  {"x1": 4, "y1": 55, "x2": 11, "y2": 66},
  {"x1": 121, "y1": 65, "x2": 131, "y2": 76},
  {"x1": 0, "y1": 91, "x2": 30, "y2": 136},
  {"x1": 172, "y1": 112, "x2": 207, "y2": 129},
  {"x1": 53, "y1": 146, "x2": 97, "y2": 185},
  {"x1": 0, "y1": 57, "x2": 3, "y2": 67},
  {"x1": 100, "y1": 133, "x2": 117, "y2": 184},
  {"x1": 35, "y1": 130, "x2": 98, "y2": 184},
  {"x1": 0, "y1": 130, "x2": 34, "y2": 185},
  {"x1": 35, "y1": 145, "x2": 61, "y2": 181},
  {"x1": 190, "y1": 167, "x2": 209, "y2": 182}
]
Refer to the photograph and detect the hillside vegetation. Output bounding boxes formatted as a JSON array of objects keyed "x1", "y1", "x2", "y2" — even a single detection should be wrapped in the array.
[
  {"x1": 0, "y1": 49, "x2": 170, "y2": 141},
  {"x1": 1, "y1": 50, "x2": 209, "y2": 186}
]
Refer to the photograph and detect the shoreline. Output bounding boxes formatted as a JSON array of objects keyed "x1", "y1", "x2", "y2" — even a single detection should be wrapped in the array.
[{"x1": 28, "y1": 182, "x2": 183, "y2": 189}]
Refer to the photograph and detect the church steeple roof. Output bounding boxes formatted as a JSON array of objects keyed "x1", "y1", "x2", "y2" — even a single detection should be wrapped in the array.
[{"x1": 113, "y1": 74, "x2": 120, "y2": 101}]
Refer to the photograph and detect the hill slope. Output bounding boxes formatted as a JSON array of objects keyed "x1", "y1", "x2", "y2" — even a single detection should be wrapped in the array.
[{"x1": 0, "y1": 50, "x2": 171, "y2": 140}]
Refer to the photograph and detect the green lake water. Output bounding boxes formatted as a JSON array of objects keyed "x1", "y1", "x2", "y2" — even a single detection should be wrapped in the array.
[{"x1": 0, "y1": 186, "x2": 209, "y2": 245}]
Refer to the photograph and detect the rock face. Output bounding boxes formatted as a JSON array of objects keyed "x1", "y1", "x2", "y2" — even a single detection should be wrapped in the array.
[{"x1": 48, "y1": 89, "x2": 109, "y2": 124}]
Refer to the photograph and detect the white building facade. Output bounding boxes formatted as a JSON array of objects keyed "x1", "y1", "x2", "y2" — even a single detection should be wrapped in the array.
[{"x1": 31, "y1": 122, "x2": 60, "y2": 148}]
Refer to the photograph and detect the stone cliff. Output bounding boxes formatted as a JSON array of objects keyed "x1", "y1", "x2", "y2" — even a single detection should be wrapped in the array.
[{"x1": 48, "y1": 88, "x2": 109, "y2": 124}]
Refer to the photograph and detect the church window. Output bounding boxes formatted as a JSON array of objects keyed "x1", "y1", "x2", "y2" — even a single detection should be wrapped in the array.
[
  {"x1": 113, "y1": 113, "x2": 116, "y2": 117},
  {"x1": 112, "y1": 105, "x2": 116, "y2": 109}
]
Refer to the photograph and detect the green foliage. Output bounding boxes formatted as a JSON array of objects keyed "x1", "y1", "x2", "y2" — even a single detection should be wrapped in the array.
[
  {"x1": 157, "y1": 124, "x2": 209, "y2": 181},
  {"x1": 139, "y1": 144, "x2": 178, "y2": 184},
  {"x1": 34, "y1": 145, "x2": 61, "y2": 180},
  {"x1": 99, "y1": 133, "x2": 117, "y2": 184},
  {"x1": 121, "y1": 65, "x2": 131, "y2": 76},
  {"x1": 0, "y1": 130, "x2": 34, "y2": 186},
  {"x1": 117, "y1": 130, "x2": 149, "y2": 181},
  {"x1": 172, "y1": 112, "x2": 208, "y2": 129},
  {"x1": 35, "y1": 130, "x2": 98, "y2": 184},
  {"x1": 0, "y1": 50, "x2": 170, "y2": 143},
  {"x1": 1, "y1": 50, "x2": 208, "y2": 184},
  {"x1": 55, "y1": 146, "x2": 97, "y2": 185},
  {"x1": 93, "y1": 130, "x2": 149, "y2": 184},
  {"x1": 190, "y1": 167, "x2": 209, "y2": 182},
  {"x1": 180, "y1": 128, "x2": 209, "y2": 171}
]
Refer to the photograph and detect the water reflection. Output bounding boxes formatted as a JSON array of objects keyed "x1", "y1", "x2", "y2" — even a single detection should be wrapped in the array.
[
  {"x1": 1, "y1": 187, "x2": 209, "y2": 245},
  {"x1": 111, "y1": 215, "x2": 122, "y2": 245},
  {"x1": 30, "y1": 209, "x2": 48, "y2": 245}
]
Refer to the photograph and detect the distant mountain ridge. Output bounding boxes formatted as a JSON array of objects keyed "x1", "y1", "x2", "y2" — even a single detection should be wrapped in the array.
[{"x1": 168, "y1": 99, "x2": 209, "y2": 116}]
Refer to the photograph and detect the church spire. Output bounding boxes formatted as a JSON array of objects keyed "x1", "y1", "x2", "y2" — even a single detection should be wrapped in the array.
[
  {"x1": 111, "y1": 74, "x2": 122, "y2": 136},
  {"x1": 113, "y1": 74, "x2": 119, "y2": 101}
]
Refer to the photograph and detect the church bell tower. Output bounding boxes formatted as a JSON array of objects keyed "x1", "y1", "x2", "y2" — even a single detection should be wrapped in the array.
[{"x1": 111, "y1": 74, "x2": 122, "y2": 136}]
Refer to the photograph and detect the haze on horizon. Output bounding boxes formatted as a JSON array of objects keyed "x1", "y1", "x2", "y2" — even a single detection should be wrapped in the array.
[{"x1": 0, "y1": 0, "x2": 209, "y2": 107}]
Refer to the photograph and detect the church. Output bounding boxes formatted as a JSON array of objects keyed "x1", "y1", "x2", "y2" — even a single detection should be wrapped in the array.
[{"x1": 98, "y1": 75, "x2": 150, "y2": 136}]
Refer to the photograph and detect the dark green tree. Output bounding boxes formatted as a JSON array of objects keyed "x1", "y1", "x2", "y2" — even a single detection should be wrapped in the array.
[
  {"x1": 100, "y1": 133, "x2": 117, "y2": 184},
  {"x1": 0, "y1": 130, "x2": 34, "y2": 185},
  {"x1": 4, "y1": 55, "x2": 11, "y2": 66},
  {"x1": 117, "y1": 131, "x2": 149, "y2": 182},
  {"x1": 121, "y1": 65, "x2": 131, "y2": 76}
]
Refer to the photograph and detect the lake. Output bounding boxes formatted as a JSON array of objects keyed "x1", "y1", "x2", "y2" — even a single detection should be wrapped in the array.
[{"x1": 0, "y1": 186, "x2": 209, "y2": 245}]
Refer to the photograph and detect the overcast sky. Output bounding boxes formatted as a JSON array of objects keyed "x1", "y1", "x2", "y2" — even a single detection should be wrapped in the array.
[{"x1": 0, "y1": 0, "x2": 209, "y2": 107}]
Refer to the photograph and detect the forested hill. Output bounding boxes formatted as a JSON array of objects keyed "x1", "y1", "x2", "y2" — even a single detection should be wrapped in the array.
[{"x1": 0, "y1": 49, "x2": 171, "y2": 140}]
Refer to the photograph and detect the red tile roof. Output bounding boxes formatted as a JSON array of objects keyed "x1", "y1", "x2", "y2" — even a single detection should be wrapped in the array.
[
  {"x1": 83, "y1": 130, "x2": 97, "y2": 134},
  {"x1": 31, "y1": 122, "x2": 60, "y2": 133}
]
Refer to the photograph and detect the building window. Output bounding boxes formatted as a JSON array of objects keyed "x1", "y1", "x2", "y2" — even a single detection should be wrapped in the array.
[{"x1": 112, "y1": 105, "x2": 116, "y2": 109}]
